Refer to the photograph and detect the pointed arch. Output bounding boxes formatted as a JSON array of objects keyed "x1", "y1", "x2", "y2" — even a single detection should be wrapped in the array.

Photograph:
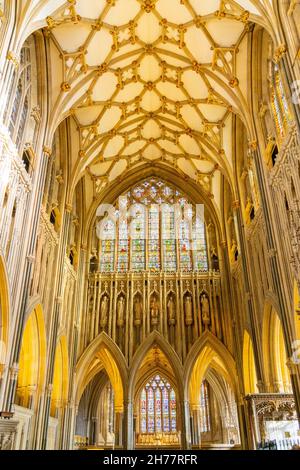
[
  {"x1": 17, "y1": 304, "x2": 47, "y2": 408},
  {"x1": 0, "y1": 255, "x2": 9, "y2": 372},
  {"x1": 51, "y1": 335, "x2": 69, "y2": 417},
  {"x1": 76, "y1": 332, "x2": 128, "y2": 410},
  {"x1": 262, "y1": 302, "x2": 291, "y2": 393},
  {"x1": 243, "y1": 330, "x2": 258, "y2": 394},
  {"x1": 184, "y1": 331, "x2": 238, "y2": 409},
  {"x1": 128, "y1": 331, "x2": 184, "y2": 401}
]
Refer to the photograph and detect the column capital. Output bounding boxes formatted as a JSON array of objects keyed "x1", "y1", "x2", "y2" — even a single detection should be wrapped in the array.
[
  {"x1": 43, "y1": 146, "x2": 52, "y2": 157},
  {"x1": 6, "y1": 51, "x2": 19, "y2": 68},
  {"x1": 273, "y1": 44, "x2": 287, "y2": 63},
  {"x1": 26, "y1": 254, "x2": 35, "y2": 264},
  {"x1": 232, "y1": 200, "x2": 240, "y2": 210},
  {"x1": 65, "y1": 203, "x2": 73, "y2": 213}
]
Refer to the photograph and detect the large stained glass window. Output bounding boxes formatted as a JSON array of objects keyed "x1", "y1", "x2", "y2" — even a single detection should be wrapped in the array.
[
  {"x1": 139, "y1": 374, "x2": 176, "y2": 434},
  {"x1": 98, "y1": 178, "x2": 208, "y2": 273}
]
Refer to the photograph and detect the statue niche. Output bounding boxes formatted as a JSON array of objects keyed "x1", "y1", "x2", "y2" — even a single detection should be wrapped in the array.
[
  {"x1": 200, "y1": 292, "x2": 210, "y2": 331},
  {"x1": 167, "y1": 293, "x2": 176, "y2": 348},
  {"x1": 116, "y1": 294, "x2": 126, "y2": 351},
  {"x1": 184, "y1": 293, "x2": 194, "y2": 350},
  {"x1": 100, "y1": 294, "x2": 109, "y2": 331},
  {"x1": 133, "y1": 293, "x2": 143, "y2": 353},
  {"x1": 150, "y1": 293, "x2": 159, "y2": 331}
]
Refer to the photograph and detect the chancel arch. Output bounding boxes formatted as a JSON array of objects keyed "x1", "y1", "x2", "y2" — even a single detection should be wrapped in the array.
[{"x1": 131, "y1": 341, "x2": 183, "y2": 449}]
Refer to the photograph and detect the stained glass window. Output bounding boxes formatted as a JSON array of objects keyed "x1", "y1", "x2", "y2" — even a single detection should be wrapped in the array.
[
  {"x1": 98, "y1": 178, "x2": 208, "y2": 274},
  {"x1": 139, "y1": 374, "x2": 176, "y2": 434},
  {"x1": 148, "y1": 205, "x2": 160, "y2": 271},
  {"x1": 179, "y1": 205, "x2": 192, "y2": 271},
  {"x1": 200, "y1": 380, "x2": 211, "y2": 433},
  {"x1": 117, "y1": 196, "x2": 129, "y2": 272},
  {"x1": 162, "y1": 204, "x2": 177, "y2": 272},
  {"x1": 100, "y1": 219, "x2": 115, "y2": 272},
  {"x1": 193, "y1": 216, "x2": 208, "y2": 272},
  {"x1": 130, "y1": 204, "x2": 146, "y2": 271}
]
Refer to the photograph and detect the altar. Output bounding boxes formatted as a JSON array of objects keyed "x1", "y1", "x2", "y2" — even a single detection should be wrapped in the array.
[{"x1": 136, "y1": 432, "x2": 181, "y2": 449}]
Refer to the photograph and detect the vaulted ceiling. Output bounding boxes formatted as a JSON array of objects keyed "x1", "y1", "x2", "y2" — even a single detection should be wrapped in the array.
[{"x1": 13, "y1": 1, "x2": 276, "y2": 212}]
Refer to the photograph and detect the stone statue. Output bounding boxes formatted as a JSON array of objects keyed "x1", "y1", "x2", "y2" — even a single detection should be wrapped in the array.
[
  {"x1": 167, "y1": 296, "x2": 176, "y2": 325},
  {"x1": 134, "y1": 297, "x2": 142, "y2": 326},
  {"x1": 184, "y1": 295, "x2": 193, "y2": 326},
  {"x1": 117, "y1": 296, "x2": 125, "y2": 327},
  {"x1": 100, "y1": 295, "x2": 109, "y2": 328},
  {"x1": 150, "y1": 297, "x2": 159, "y2": 325},
  {"x1": 201, "y1": 294, "x2": 210, "y2": 326}
]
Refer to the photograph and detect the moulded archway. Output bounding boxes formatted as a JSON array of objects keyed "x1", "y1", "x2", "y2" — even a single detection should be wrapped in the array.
[
  {"x1": 129, "y1": 331, "x2": 184, "y2": 402},
  {"x1": 76, "y1": 332, "x2": 127, "y2": 412},
  {"x1": 130, "y1": 334, "x2": 184, "y2": 449},
  {"x1": 184, "y1": 331, "x2": 239, "y2": 401}
]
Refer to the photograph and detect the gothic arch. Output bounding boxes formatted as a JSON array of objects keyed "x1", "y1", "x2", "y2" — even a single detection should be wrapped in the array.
[
  {"x1": 17, "y1": 304, "x2": 47, "y2": 408},
  {"x1": 0, "y1": 254, "x2": 9, "y2": 370},
  {"x1": 243, "y1": 330, "x2": 258, "y2": 394},
  {"x1": 75, "y1": 331, "x2": 128, "y2": 410},
  {"x1": 262, "y1": 302, "x2": 292, "y2": 393},
  {"x1": 84, "y1": 164, "x2": 226, "y2": 256},
  {"x1": 128, "y1": 331, "x2": 184, "y2": 401},
  {"x1": 51, "y1": 335, "x2": 69, "y2": 417},
  {"x1": 184, "y1": 331, "x2": 239, "y2": 403}
]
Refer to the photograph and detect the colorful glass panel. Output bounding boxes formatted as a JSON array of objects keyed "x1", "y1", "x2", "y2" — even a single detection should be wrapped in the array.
[
  {"x1": 162, "y1": 205, "x2": 176, "y2": 272},
  {"x1": 131, "y1": 204, "x2": 146, "y2": 271},
  {"x1": 100, "y1": 219, "x2": 115, "y2": 272},
  {"x1": 148, "y1": 205, "x2": 160, "y2": 271},
  {"x1": 139, "y1": 374, "x2": 176, "y2": 434}
]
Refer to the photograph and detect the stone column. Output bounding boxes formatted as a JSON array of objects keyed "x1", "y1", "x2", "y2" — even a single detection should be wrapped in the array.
[
  {"x1": 253, "y1": 143, "x2": 300, "y2": 418},
  {"x1": 2, "y1": 146, "x2": 51, "y2": 413},
  {"x1": 39, "y1": 205, "x2": 72, "y2": 449},
  {"x1": 114, "y1": 408, "x2": 123, "y2": 449},
  {"x1": 232, "y1": 200, "x2": 266, "y2": 390},
  {"x1": 123, "y1": 400, "x2": 134, "y2": 450},
  {"x1": 181, "y1": 400, "x2": 191, "y2": 450},
  {"x1": 191, "y1": 405, "x2": 201, "y2": 448}
]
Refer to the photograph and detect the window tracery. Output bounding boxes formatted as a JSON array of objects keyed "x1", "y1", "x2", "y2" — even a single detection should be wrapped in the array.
[
  {"x1": 139, "y1": 374, "x2": 177, "y2": 434},
  {"x1": 98, "y1": 178, "x2": 208, "y2": 273}
]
